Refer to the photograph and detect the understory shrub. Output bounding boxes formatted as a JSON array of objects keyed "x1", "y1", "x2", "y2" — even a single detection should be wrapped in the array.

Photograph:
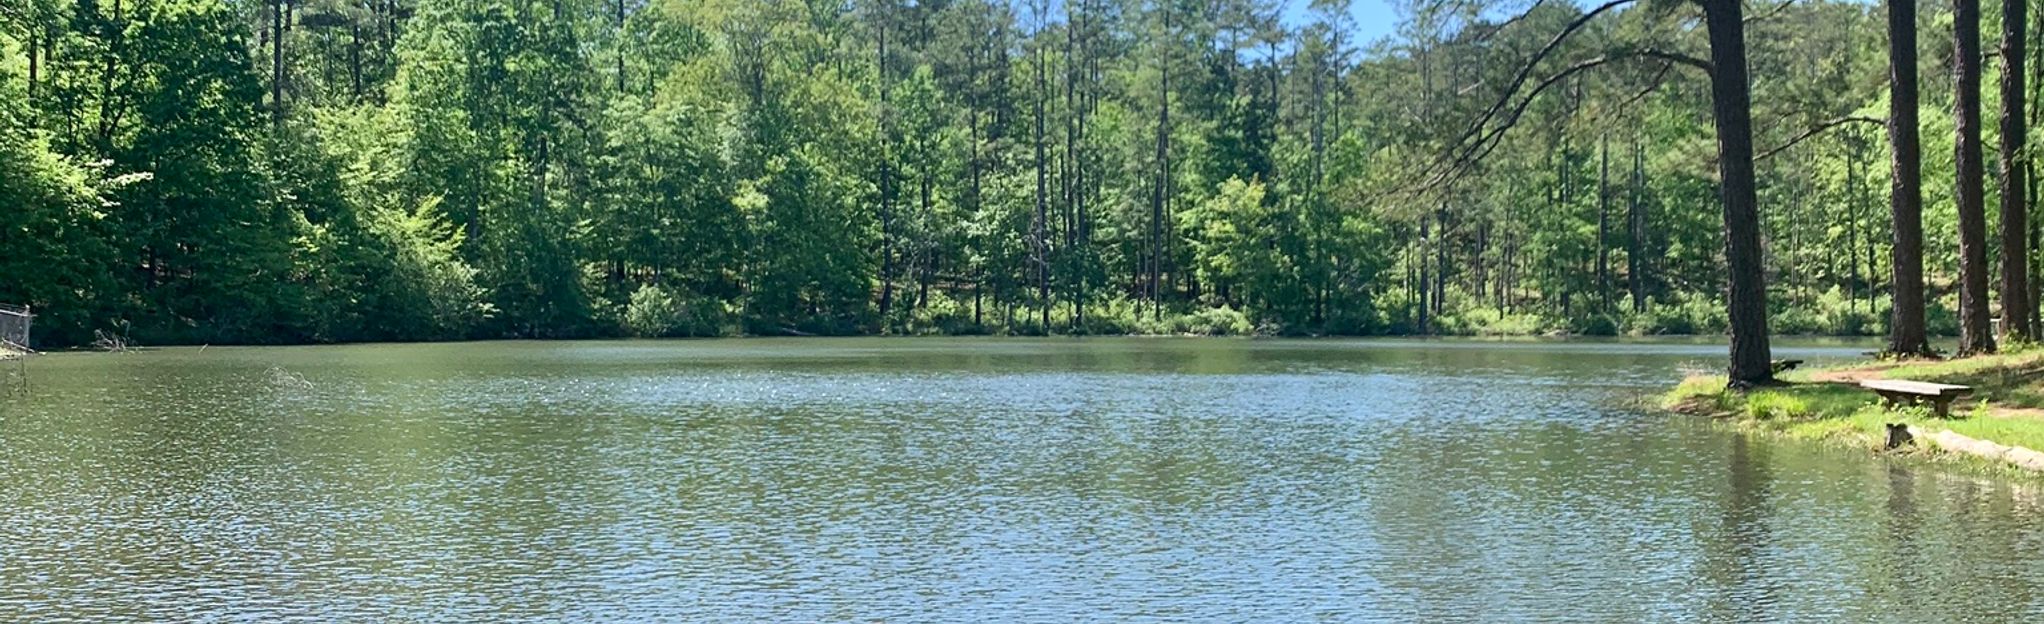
[
  {"x1": 1166, "y1": 306, "x2": 1253, "y2": 336},
  {"x1": 625, "y1": 284, "x2": 731, "y2": 337}
]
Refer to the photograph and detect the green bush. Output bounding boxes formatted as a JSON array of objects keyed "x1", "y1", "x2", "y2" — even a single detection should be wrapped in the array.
[
  {"x1": 1810, "y1": 286, "x2": 1884, "y2": 336},
  {"x1": 893, "y1": 290, "x2": 984, "y2": 335},
  {"x1": 1772, "y1": 306, "x2": 1821, "y2": 336},
  {"x1": 625, "y1": 284, "x2": 730, "y2": 337},
  {"x1": 1080, "y1": 296, "x2": 1164, "y2": 335},
  {"x1": 1570, "y1": 314, "x2": 1619, "y2": 336},
  {"x1": 1435, "y1": 307, "x2": 1551, "y2": 336},
  {"x1": 1624, "y1": 293, "x2": 1728, "y2": 335},
  {"x1": 1167, "y1": 306, "x2": 1254, "y2": 336},
  {"x1": 1373, "y1": 286, "x2": 1420, "y2": 334},
  {"x1": 1925, "y1": 297, "x2": 1961, "y2": 337}
]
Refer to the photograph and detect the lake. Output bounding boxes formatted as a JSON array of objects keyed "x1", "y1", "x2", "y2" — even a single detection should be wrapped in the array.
[{"x1": 1, "y1": 338, "x2": 2040, "y2": 621}]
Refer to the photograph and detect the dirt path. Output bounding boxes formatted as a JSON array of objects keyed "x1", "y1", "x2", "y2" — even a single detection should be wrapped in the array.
[{"x1": 1805, "y1": 362, "x2": 1903, "y2": 384}]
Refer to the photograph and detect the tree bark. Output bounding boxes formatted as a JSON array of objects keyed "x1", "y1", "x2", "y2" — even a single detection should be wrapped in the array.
[
  {"x1": 1702, "y1": 0, "x2": 1774, "y2": 386},
  {"x1": 1956, "y1": 0, "x2": 1998, "y2": 354},
  {"x1": 1888, "y1": 0, "x2": 1931, "y2": 356},
  {"x1": 2030, "y1": 2, "x2": 2044, "y2": 338},
  {"x1": 2000, "y1": 0, "x2": 2031, "y2": 343}
]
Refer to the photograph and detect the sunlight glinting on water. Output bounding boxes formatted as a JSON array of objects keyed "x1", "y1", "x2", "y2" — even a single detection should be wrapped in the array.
[{"x1": 1, "y1": 338, "x2": 2039, "y2": 622}]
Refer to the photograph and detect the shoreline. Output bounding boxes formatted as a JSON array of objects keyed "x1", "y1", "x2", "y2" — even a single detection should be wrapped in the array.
[
  {"x1": 1662, "y1": 350, "x2": 2044, "y2": 478},
  {"x1": 25, "y1": 331, "x2": 1905, "y2": 353}
]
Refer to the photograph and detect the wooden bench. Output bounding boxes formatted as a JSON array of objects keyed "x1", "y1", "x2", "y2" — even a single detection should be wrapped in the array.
[{"x1": 1860, "y1": 379, "x2": 1974, "y2": 417}]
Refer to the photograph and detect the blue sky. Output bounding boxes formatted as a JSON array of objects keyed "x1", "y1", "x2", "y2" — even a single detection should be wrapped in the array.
[{"x1": 1279, "y1": 0, "x2": 1406, "y2": 48}]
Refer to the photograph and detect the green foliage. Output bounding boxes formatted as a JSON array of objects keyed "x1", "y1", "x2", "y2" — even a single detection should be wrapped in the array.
[
  {"x1": 0, "y1": 69, "x2": 113, "y2": 347},
  {"x1": 624, "y1": 284, "x2": 730, "y2": 338},
  {"x1": 1625, "y1": 294, "x2": 1730, "y2": 336},
  {"x1": 0, "y1": 0, "x2": 1955, "y2": 346},
  {"x1": 1744, "y1": 392, "x2": 1813, "y2": 420},
  {"x1": 1434, "y1": 307, "x2": 1554, "y2": 337},
  {"x1": 891, "y1": 291, "x2": 984, "y2": 336},
  {"x1": 1164, "y1": 306, "x2": 1255, "y2": 337},
  {"x1": 1770, "y1": 287, "x2": 1885, "y2": 337},
  {"x1": 360, "y1": 200, "x2": 492, "y2": 340}
]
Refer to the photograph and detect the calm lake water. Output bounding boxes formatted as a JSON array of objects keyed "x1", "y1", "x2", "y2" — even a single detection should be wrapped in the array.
[{"x1": 2, "y1": 338, "x2": 2041, "y2": 621}]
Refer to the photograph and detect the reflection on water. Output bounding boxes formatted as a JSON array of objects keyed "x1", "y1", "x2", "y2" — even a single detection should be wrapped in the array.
[{"x1": 1, "y1": 338, "x2": 2040, "y2": 621}]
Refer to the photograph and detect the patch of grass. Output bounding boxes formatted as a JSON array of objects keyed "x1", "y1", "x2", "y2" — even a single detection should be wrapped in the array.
[
  {"x1": 1662, "y1": 376, "x2": 1740, "y2": 414},
  {"x1": 1945, "y1": 413, "x2": 2044, "y2": 452},
  {"x1": 1742, "y1": 391, "x2": 1812, "y2": 420}
]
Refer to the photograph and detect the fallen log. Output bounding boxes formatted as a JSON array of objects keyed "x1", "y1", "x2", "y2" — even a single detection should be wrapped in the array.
[{"x1": 1910, "y1": 426, "x2": 2044, "y2": 472}]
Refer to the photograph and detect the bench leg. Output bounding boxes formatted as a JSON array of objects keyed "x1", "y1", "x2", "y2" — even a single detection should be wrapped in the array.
[
  {"x1": 1876, "y1": 392, "x2": 1905, "y2": 409},
  {"x1": 1933, "y1": 398, "x2": 1953, "y2": 418}
]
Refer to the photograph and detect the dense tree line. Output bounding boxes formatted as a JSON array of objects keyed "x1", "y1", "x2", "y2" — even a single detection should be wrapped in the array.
[{"x1": 0, "y1": 0, "x2": 2041, "y2": 372}]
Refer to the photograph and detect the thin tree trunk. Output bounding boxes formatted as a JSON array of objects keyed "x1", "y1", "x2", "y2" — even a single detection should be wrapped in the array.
[
  {"x1": 877, "y1": 8, "x2": 895, "y2": 323},
  {"x1": 1034, "y1": 24, "x2": 1050, "y2": 331},
  {"x1": 1849, "y1": 153, "x2": 1862, "y2": 314},
  {"x1": 1067, "y1": 7, "x2": 1081, "y2": 330},
  {"x1": 1150, "y1": 17, "x2": 1170, "y2": 322},
  {"x1": 272, "y1": 0, "x2": 284, "y2": 127},
  {"x1": 617, "y1": 0, "x2": 627, "y2": 93},
  {"x1": 1435, "y1": 208, "x2": 1448, "y2": 318},
  {"x1": 1889, "y1": 0, "x2": 1931, "y2": 355},
  {"x1": 27, "y1": 30, "x2": 37, "y2": 97},
  {"x1": 1418, "y1": 219, "x2": 1431, "y2": 334},
  {"x1": 1598, "y1": 133, "x2": 1611, "y2": 313},
  {"x1": 969, "y1": 27, "x2": 984, "y2": 329},
  {"x1": 350, "y1": 17, "x2": 362, "y2": 100},
  {"x1": 1629, "y1": 138, "x2": 1647, "y2": 313}
]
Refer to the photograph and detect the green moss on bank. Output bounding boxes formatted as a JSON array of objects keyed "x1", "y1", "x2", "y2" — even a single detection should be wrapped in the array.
[{"x1": 1663, "y1": 350, "x2": 2044, "y2": 474}]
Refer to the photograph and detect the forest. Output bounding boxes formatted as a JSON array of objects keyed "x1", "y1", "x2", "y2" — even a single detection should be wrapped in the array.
[{"x1": 0, "y1": 0, "x2": 2032, "y2": 369}]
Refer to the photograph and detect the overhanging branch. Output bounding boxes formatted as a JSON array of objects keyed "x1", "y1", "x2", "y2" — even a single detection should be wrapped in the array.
[
  {"x1": 1745, "y1": 0, "x2": 1796, "y2": 24},
  {"x1": 1754, "y1": 116, "x2": 1885, "y2": 162},
  {"x1": 1418, "y1": 48, "x2": 1711, "y2": 195},
  {"x1": 1439, "y1": 0, "x2": 1644, "y2": 167}
]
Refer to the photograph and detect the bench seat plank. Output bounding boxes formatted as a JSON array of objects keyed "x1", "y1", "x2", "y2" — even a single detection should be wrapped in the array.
[
  {"x1": 1859, "y1": 379, "x2": 1972, "y2": 396},
  {"x1": 1859, "y1": 379, "x2": 1974, "y2": 417}
]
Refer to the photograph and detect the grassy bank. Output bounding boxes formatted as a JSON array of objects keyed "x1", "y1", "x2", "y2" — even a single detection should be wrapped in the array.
[{"x1": 1663, "y1": 349, "x2": 2044, "y2": 474}]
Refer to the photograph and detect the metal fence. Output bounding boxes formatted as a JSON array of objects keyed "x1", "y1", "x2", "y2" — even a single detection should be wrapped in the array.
[{"x1": 0, "y1": 304, "x2": 31, "y2": 354}]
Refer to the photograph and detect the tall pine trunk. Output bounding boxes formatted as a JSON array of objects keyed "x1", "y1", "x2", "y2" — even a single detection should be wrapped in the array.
[
  {"x1": 1702, "y1": 0, "x2": 1774, "y2": 386},
  {"x1": 2000, "y1": 0, "x2": 2031, "y2": 342},
  {"x1": 1888, "y1": 0, "x2": 1931, "y2": 355},
  {"x1": 1956, "y1": 0, "x2": 1997, "y2": 354}
]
